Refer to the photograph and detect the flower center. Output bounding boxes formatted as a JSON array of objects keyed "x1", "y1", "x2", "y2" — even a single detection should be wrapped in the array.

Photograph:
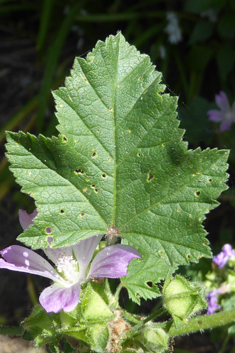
[
  {"x1": 225, "y1": 110, "x2": 234, "y2": 122},
  {"x1": 56, "y1": 254, "x2": 79, "y2": 285}
]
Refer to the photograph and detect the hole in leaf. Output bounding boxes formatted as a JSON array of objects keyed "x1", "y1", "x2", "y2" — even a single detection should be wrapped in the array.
[
  {"x1": 95, "y1": 188, "x2": 98, "y2": 193},
  {"x1": 187, "y1": 254, "x2": 191, "y2": 259},
  {"x1": 102, "y1": 173, "x2": 107, "y2": 178},
  {"x1": 137, "y1": 153, "x2": 141, "y2": 157},
  {"x1": 47, "y1": 236, "x2": 53, "y2": 245},
  {"x1": 92, "y1": 152, "x2": 97, "y2": 158},
  {"x1": 147, "y1": 171, "x2": 154, "y2": 182},
  {"x1": 46, "y1": 227, "x2": 52, "y2": 234},
  {"x1": 208, "y1": 178, "x2": 212, "y2": 182},
  {"x1": 195, "y1": 191, "x2": 201, "y2": 196},
  {"x1": 75, "y1": 169, "x2": 84, "y2": 174},
  {"x1": 79, "y1": 212, "x2": 85, "y2": 217},
  {"x1": 91, "y1": 184, "x2": 95, "y2": 188},
  {"x1": 62, "y1": 136, "x2": 68, "y2": 142},
  {"x1": 60, "y1": 209, "x2": 64, "y2": 214},
  {"x1": 146, "y1": 281, "x2": 152, "y2": 288}
]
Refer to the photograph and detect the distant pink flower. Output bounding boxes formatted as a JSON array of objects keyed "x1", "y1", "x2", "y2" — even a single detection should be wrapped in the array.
[
  {"x1": 206, "y1": 288, "x2": 221, "y2": 314},
  {"x1": 0, "y1": 210, "x2": 141, "y2": 313},
  {"x1": 208, "y1": 91, "x2": 235, "y2": 131},
  {"x1": 213, "y1": 244, "x2": 235, "y2": 269},
  {"x1": 206, "y1": 285, "x2": 229, "y2": 315}
]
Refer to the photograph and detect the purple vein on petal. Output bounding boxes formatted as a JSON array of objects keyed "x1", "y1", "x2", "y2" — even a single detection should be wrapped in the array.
[
  {"x1": 73, "y1": 234, "x2": 103, "y2": 273},
  {"x1": 88, "y1": 244, "x2": 141, "y2": 278},
  {"x1": 39, "y1": 282, "x2": 81, "y2": 313}
]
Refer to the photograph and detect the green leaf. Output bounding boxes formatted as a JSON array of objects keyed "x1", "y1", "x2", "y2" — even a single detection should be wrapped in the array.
[
  {"x1": 121, "y1": 254, "x2": 168, "y2": 304},
  {"x1": 6, "y1": 34, "x2": 229, "y2": 298},
  {"x1": 189, "y1": 20, "x2": 214, "y2": 44},
  {"x1": 216, "y1": 44, "x2": 235, "y2": 81},
  {"x1": 23, "y1": 305, "x2": 61, "y2": 346},
  {"x1": 184, "y1": 0, "x2": 226, "y2": 12},
  {"x1": 218, "y1": 12, "x2": 235, "y2": 39},
  {"x1": 188, "y1": 45, "x2": 213, "y2": 72},
  {"x1": 178, "y1": 96, "x2": 213, "y2": 146}
]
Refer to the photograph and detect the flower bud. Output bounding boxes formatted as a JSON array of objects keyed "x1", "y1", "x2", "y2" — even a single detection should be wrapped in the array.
[
  {"x1": 135, "y1": 324, "x2": 169, "y2": 352},
  {"x1": 162, "y1": 275, "x2": 207, "y2": 320}
]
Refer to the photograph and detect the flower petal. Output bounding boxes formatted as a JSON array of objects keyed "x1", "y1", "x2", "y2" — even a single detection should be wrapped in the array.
[
  {"x1": 44, "y1": 246, "x2": 73, "y2": 265},
  {"x1": 39, "y1": 282, "x2": 81, "y2": 313},
  {"x1": 207, "y1": 110, "x2": 225, "y2": 122},
  {"x1": 220, "y1": 121, "x2": 231, "y2": 131},
  {"x1": 19, "y1": 209, "x2": 37, "y2": 230},
  {"x1": 0, "y1": 245, "x2": 64, "y2": 284},
  {"x1": 88, "y1": 244, "x2": 141, "y2": 278},
  {"x1": 72, "y1": 234, "x2": 103, "y2": 279},
  {"x1": 213, "y1": 252, "x2": 227, "y2": 268},
  {"x1": 222, "y1": 244, "x2": 235, "y2": 257},
  {"x1": 232, "y1": 101, "x2": 235, "y2": 115},
  {"x1": 215, "y1": 91, "x2": 230, "y2": 111}
]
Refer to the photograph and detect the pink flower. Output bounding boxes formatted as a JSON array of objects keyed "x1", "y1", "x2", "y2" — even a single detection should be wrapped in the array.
[
  {"x1": 206, "y1": 285, "x2": 230, "y2": 315},
  {"x1": 207, "y1": 91, "x2": 235, "y2": 131},
  {"x1": 0, "y1": 210, "x2": 141, "y2": 313},
  {"x1": 206, "y1": 288, "x2": 221, "y2": 314},
  {"x1": 213, "y1": 244, "x2": 235, "y2": 269}
]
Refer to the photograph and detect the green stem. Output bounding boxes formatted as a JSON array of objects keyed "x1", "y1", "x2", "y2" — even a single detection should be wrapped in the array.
[
  {"x1": 218, "y1": 332, "x2": 229, "y2": 353},
  {"x1": 114, "y1": 283, "x2": 123, "y2": 304},
  {"x1": 169, "y1": 309, "x2": 235, "y2": 337},
  {"x1": 131, "y1": 308, "x2": 166, "y2": 334},
  {"x1": 0, "y1": 326, "x2": 24, "y2": 335},
  {"x1": 27, "y1": 275, "x2": 39, "y2": 306}
]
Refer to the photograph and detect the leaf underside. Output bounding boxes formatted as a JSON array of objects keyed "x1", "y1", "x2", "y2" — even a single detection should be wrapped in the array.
[{"x1": 6, "y1": 33, "x2": 229, "y2": 300}]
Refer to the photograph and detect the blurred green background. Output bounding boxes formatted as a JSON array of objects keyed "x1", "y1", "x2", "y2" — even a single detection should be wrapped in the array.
[{"x1": 1, "y1": 0, "x2": 235, "y2": 350}]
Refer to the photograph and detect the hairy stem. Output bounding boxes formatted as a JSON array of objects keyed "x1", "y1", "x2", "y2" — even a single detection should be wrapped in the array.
[{"x1": 169, "y1": 309, "x2": 235, "y2": 337}]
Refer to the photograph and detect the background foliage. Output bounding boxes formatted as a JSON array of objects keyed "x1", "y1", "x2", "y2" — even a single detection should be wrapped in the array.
[{"x1": 1, "y1": 0, "x2": 235, "y2": 351}]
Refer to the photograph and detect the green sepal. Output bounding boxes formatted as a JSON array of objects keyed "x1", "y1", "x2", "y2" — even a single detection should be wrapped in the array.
[
  {"x1": 80, "y1": 282, "x2": 114, "y2": 322},
  {"x1": 59, "y1": 310, "x2": 77, "y2": 329},
  {"x1": 23, "y1": 305, "x2": 62, "y2": 347},
  {"x1": 86, "y1": 323, "x2": 109, "y2": 352},
  {"x1": 133, "y1": 323, "x2": 169, "y2": 353},
  {"x1": 64, "y1": 323, "x2": 109, "y2": 353},
  {"x1": 62, "y1": 326, "x2": 87, "y2": 344}
]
